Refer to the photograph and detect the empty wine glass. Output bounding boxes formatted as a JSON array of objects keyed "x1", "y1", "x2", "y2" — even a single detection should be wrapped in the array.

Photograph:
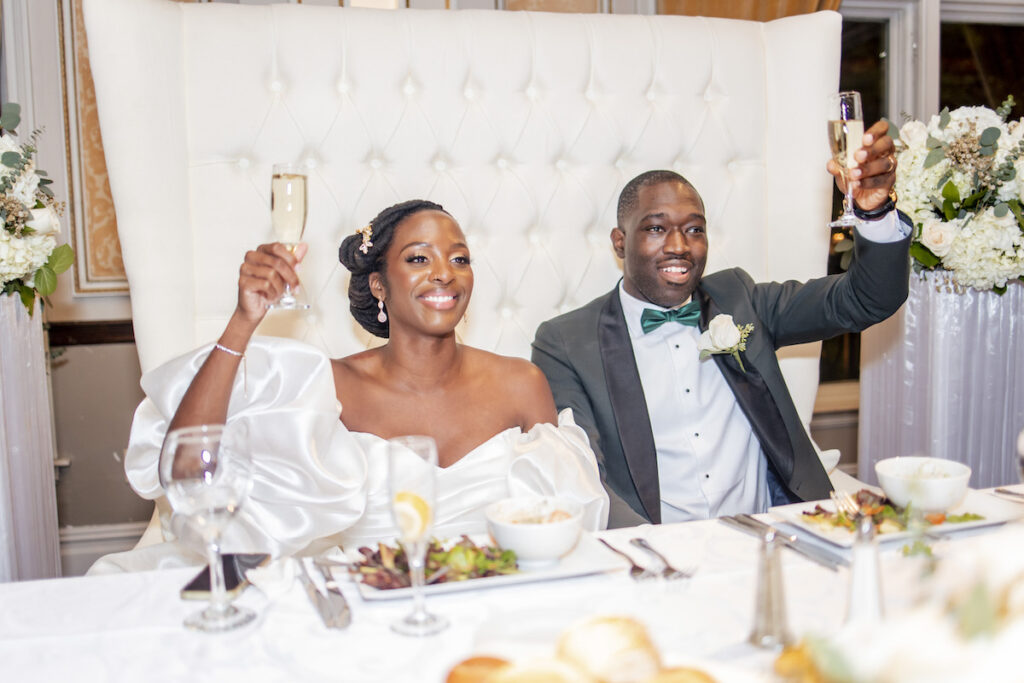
[
  {"x1": 267, "y1": 162, "x2": 310, "y2": 310},
  {"x1": 159, "y1": 424, "x2": 255, "y2": 632},
  {"x1": 387, "y1": 435, "x2": 448, "y2": 636},
  {"x1": 827, "y1": 91, "x2": 864, "y2": 228}
]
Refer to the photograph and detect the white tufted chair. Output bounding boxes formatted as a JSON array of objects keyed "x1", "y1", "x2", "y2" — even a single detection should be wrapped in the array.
[{"x1": 82, "y1": 0, "x2": 847, "y2": 533}]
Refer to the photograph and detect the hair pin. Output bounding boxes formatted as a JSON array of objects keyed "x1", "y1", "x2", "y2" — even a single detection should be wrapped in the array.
[{"x1": 357, "y1": 224, "x2": 374, "y2": 254}]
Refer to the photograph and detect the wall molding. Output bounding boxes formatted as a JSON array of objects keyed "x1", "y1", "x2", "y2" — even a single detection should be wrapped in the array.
[{"x1": 59, "y1": 521, "x2": 147, "y2": 577}]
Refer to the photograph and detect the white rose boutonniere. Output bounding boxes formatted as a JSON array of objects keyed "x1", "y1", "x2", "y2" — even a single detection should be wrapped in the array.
[{"x1": 697, "y1": 314, "x2": 754, "y2": 371}]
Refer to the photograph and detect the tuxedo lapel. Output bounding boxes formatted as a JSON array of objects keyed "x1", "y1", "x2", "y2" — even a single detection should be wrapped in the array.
[
  {"x1": 597, "y1": 293, "x2": 661, "y2": 523},
  {"x1": 695, "y1": 288, "x2": 796, "y2": 483}
]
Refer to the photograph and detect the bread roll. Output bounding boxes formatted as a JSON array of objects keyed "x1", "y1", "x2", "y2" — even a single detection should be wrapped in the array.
[
  {"x1": 645, "y1": 667, "x2": 717, "y2": 683},
  {"x1": 489, "y1": 657, "x2": 597, "y2": 683},
  {"x1": 446, "y1": 655, "x2": 510, "y2": 683},
  {"x1": 556, "y1": 616, "x2": 661, "y2": 683}
]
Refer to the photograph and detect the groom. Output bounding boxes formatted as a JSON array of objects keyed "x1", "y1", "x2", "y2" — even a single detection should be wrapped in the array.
[{"x1": 532, "y1": 120, "x2": 912, "y2": 528}]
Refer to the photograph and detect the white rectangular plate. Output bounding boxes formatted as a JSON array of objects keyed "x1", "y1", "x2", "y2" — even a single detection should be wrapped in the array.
[
  {"x1": 352, "y1": 532, "x2": 623, "y2": 601},
  {"x1": 769, "y1": 488, "x2": 1024, "y2": 548}
]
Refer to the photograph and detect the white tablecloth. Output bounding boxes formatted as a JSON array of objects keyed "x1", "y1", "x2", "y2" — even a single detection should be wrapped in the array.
[{"x1": 2, "y1": 504, "x2": 1020, "y2": 682}]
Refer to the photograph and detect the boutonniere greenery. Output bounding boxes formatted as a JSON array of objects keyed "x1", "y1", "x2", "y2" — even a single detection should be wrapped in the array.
[{"x1": 697, "y1": 314, "x2": 754, "y2": 371}]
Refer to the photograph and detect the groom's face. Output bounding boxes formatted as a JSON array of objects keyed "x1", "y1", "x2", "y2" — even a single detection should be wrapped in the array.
[{"x1": 611, "y1": 180, "x2": 708, "y2": 308}]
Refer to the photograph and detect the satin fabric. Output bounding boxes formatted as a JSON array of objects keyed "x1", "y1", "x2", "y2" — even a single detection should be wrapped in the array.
[{"x1": 94, "y1": 338, "x2": 608, "y2": 573}]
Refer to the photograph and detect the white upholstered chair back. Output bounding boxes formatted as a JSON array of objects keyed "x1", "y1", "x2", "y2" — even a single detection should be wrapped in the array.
[{"x1": 83, "y1": 0, "x2": 839, "y2": 426}]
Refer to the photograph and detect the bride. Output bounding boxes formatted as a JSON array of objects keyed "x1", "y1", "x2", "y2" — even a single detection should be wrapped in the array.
[{"x1": 96, "y1": 200, "x2": 608, "y2": 572}]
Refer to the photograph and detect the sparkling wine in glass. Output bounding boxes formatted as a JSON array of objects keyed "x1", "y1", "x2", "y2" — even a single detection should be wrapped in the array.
[
  {"x1": 387, "y1": 435, "x2": 448, "y2": 637},
  {"x1": 267, "y1": 162, "x2": 310, "y2": 310},
  {"x1": 827, "y1": 91, "x2": 864, "y2": 228},
  {"x1": 159, "y1": 424, "x2": 255, "y2": 632}
]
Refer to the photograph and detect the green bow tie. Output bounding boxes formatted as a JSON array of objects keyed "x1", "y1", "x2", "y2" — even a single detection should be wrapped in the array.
[{"x1": 640, "y1": 301, "x2": 701, "y2": 334}]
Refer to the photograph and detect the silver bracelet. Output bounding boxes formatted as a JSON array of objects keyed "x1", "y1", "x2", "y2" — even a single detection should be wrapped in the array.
[{"x1": 213, "y1": 342, "x2": 247, "y2": 396}]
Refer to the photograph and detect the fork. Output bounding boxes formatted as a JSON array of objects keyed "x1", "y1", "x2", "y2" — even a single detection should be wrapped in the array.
[
  {"x1": 830, "y1": 489, "x2": 860, "y2": 517},
  {"x1": 598, "y1": 538, "x2": 659, "y2": 581},
  {"x1": 629, "y1": 537, "x2": 694, "y2": 580}
]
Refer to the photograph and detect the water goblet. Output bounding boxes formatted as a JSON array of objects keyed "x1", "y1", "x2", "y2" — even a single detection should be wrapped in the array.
[
  {"x1": 827, "y1": 90, "x2": 864, "y2": 228},
  {"x1": 159, "y1": 424, "x2": 255, "y2": 632},
  {"x1": 267, "y1": 162, "x2": 310, "y2": 310},
  {"x1": 387, "y1": 435, "x2": 448, "y2": 636}
]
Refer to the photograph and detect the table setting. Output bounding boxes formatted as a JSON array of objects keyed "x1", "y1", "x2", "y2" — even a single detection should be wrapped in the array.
[{"x1": 7, "y1": 435, "x2": 1024, "y2": 682}]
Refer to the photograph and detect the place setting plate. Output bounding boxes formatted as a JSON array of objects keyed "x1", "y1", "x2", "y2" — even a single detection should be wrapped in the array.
[
  {"x1": 349, "y1": 532, "x2": 624, "y2": 601},
  {"x1": 768, "y1": 488, "x2": 1024, "y2": 549}
]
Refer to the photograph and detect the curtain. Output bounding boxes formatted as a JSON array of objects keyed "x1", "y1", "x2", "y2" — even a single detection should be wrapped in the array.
[{"x1": 0, "y1": 296, "x2": 62, "y2": 581}]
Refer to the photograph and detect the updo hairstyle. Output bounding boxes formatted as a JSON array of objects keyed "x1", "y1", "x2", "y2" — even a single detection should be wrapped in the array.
[{"x1": 338, "y1": 199, "x2": 449, "y2": 338}]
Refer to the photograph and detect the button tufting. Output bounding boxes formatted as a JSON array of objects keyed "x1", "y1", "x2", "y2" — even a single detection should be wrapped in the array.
[
  {"x1": 614, "y1": 158, "x2": 625, "y2": 169},
  {"x1": 646, "y1": 90, "x2": 656, "y2": 102},
  {"x1": 703, "y1": 88, "x2": 714, "y2": 102},
  {"x1": 304, "y1": 156, "x2": 318, "y2": 170},
  {"x1": 269, "y1": 80, "x2": 284, "y2": 93},
  {"x1": 672, "y1": 160, "x2": 685, "y2": 171},
  {"x1": 585, "y1": 88, "x2": 596, "y2": 101},
  {"x1": 555, "y1": 159, "x2": 568, "y2": 172},
  {"x1": 525, "y1": 85, "x2": 539, "y2": 101},
  {"x1": 403, "y1": 80, "x2": 416, "y2": 96},
  {"x1": 528, "y1": 231, "x2": 541, "y2": 246},
  {"x1": 500, "y1": 306, "x2": 514, "y2": 319},
  {"x1": 337, "y1": 80, "x2": 350, "y2": 94},
  {"x1": 433, "y1": 158, "x2": 447, "y2": 172},
  {"x1": 464, "y1": 86, "x2": 475, "y2": 101},
  {"x1": 369, "y1": 158, "x2": 382, "y2": 170},
  {"x1": 237, "y1": 157, "x2": 251, "y2": 170},
  {"x1": 496, "y1": 157, "x2": 509, "y2": 170}
]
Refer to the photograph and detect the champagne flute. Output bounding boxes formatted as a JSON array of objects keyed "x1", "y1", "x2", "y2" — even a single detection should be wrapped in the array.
[
  {"x1": 159, "y1": 424, "x2": 255, "y2": 632},
  {"x1": 267, "y1": 162, "x2": 310, "y2": 310},
  {"x1": 827, "y1": 91, "x2": 864, "y2": 228},
  {"x1": 387, "y1": 435, "x2": 448, "y2": 636}
]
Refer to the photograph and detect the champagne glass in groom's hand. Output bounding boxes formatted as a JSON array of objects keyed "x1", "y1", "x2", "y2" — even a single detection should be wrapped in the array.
[{"x1": 827, "y1": 91, "x2": 864, "y2": 228}]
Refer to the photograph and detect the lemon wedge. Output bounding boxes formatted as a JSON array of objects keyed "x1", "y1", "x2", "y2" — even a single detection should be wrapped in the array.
[{"x1": 393, "y1": 490, "x2": 432, "y2": 540}]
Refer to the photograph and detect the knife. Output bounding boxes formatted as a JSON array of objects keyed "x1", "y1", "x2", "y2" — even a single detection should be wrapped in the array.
[
  {"x1": 312, "y1": 559, "x2": 353, "y2": 629},
  {"x1": 297, "y1": 559, "x2": 350, "y2": 629},
  {"x1": 719, "y1": 514, "x2": 846, "y2": 571}
]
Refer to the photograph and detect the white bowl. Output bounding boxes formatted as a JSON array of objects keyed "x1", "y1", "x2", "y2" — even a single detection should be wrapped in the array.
[
  {"x1": 485, "y1": 496, "x2": 583, "y2": 569},
  {"x1": 874, "y1": 456, "x2": 971, "y2": 513}
]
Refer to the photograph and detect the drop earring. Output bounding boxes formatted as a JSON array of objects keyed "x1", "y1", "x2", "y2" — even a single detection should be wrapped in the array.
[{"x1": 377, "y1": 299, "x2": 387, "y2": 323}]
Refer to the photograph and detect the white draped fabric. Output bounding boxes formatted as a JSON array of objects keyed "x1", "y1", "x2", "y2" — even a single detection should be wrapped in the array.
[
  {"x1": 91, "y1": 338, "x2": 608, "y2": 572},
  {"x1": 860, "y1": 272, "x2": 1024, "y2": 488},
  {"x1": 0, "y1": 296, "x2": 61, "y2": 581}
]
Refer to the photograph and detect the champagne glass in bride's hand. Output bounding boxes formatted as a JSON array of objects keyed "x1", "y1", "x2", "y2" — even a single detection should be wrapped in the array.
[
  {"x1": 827, "y1": 91, "x2": 864, "y2": 228},
  {"x1": 159, "y1": 424, "x2": 255, "y2": 632},
  {"x1": 267, "y1": 162, "x2": 310, "y2": 310},
  {"x1": 388, "y1": 435, "x2": 448, "y2": 636}
]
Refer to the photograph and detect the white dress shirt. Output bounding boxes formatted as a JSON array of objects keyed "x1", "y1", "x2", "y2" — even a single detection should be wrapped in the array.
[{"x1": 619, "y1": 213, "x2": 907, "y2": 522}]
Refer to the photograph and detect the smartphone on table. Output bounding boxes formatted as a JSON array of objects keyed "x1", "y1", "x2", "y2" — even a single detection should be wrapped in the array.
[{"x1": 180, "y1": 553, "x2": 271, "y2": 601}]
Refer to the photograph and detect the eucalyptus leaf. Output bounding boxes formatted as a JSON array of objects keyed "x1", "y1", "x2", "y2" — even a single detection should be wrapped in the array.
[
  {"x1": 0, "y1": 102, "x2": 21, "y2": 132},
  {"x1": 930, "y1": 196, "x2": 945, "y2": 214},
  {"x1": 1008, "y1": 200, "x2": 1024, "y2": 232},
  {"x1": 939, "y1": 107, "x2": 951, "y2": 129},
  {"x1": 886, "y1": 119, "x2": 899, "y2": 141},
  {"x1": 934, "y1": 171, "x2": 952, "y2": 190},
  {"x1": 980, "y1": 127, "x2": 1001, "y2": 146},
  {"x1": 910, "y1": 242, "x2": 941, "y2": 268},
  {"x1": 941, "y1": 180, "x2": 961, "y2": 203},
  {"x1": 924, "y1": 147, "x2": 946, "y2": 169},
  {"x1": 38, "y1": 177, "x2": 52, "y2": 185},
  {"x1": 980, "y1": 145, "x2": 995, "y2": 157},
  {"x1": 1, "y1": 151, "x2": 21, "y2": 167},
  {"x1": 33, "y1": 265, "x2": 57, "y2": 297},
  {"x1": 18, "y1": 282, "x2": 35, "y2": 315},
  {"x1": 926, "y1": 135, "x2": 944, "y2": 149},
  {"x1": 39, "y1": 185, "x2": 53, "y2": 198},
  {"x1": 962, "y1": 189, "x2": 986, "y2": 209},
  {"x1": 994, "y1": 203, "x2": 1009, "y2": 218},
  {"x1": 47, "y1": 244, "x2": 74, "y2": 274}
]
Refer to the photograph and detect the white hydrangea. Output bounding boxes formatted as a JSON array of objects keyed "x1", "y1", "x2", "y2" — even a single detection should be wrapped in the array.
[
  {"x1": 0, "y1": 229, "x2": 55, "y2": 286},
  {"x1": 942, "y1": 208, "x2": 1024, "y2": 290}
]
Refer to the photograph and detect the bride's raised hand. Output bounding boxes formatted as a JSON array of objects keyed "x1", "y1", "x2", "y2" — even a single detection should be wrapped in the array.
[{"x1": 236, "y1": 242, "x2": 308, "y2": 325}]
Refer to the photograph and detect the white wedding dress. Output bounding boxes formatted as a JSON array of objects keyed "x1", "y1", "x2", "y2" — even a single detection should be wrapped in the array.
[{"x1": 89, "y1": 338, "x2": 609, "y2": 573}]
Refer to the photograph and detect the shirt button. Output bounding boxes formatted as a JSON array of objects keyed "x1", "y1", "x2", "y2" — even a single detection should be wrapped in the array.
[
  {"x1": 674, "y1": 344, "x2": 679, "y2": 349},
  {"x1": 705, "y1": 474, "x2": 710, "y2": 479},
  {"x1": 694, "y1": 432, "x2": 699, "y2": 438},
  {"x1": 685, "y1": 388, "x2": 690, "y2": 393}
]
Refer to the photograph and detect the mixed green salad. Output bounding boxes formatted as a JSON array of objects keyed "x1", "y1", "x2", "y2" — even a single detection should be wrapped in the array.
[
  {"x1": 353, "y1": 536, "x2": 518, "y2": 589},
  {"x1": 802, "y1": 489, "x2": 984, "y2": 534}
]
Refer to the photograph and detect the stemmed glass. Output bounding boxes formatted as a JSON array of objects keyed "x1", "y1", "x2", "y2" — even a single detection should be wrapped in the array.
[
  {"x1": 267, "y1": 162, "x2": 310, "y2": 310},
  {"x1": 387, "y1": 435, "x2": 448, "y2": 636},
  {"x1": 827, "y1": 91, "x2": 864, "y2": 228},
  {"x1": 159, "y1": 424, "x2": 255, "y2": 632}
]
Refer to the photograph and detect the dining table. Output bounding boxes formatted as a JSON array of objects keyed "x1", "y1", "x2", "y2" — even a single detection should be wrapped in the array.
[{"x1": 4, "y1": 486, "x2": 1024, "y2": 683}]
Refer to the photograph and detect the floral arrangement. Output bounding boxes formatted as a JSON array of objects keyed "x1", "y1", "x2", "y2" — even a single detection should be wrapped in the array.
[
  {"x1": 892, "y1": 97, "x2": 1024, "y2": 293},
  {"x1": 0, "y1": 103, "x2": 72, "y2": 315}
]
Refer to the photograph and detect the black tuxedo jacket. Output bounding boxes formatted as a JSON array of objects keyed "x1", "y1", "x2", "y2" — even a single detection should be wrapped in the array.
[{"x1": 531, "y1": 232, "x2": 911, "y2": 527}]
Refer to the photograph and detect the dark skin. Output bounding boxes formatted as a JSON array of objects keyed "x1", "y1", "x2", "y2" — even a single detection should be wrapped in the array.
[
  {"x1": 612, "y1": 119, "x2": 898, "y2": 307},
  {"x1": 169, "y1": 210, "x2": 557, "y2": 469}
]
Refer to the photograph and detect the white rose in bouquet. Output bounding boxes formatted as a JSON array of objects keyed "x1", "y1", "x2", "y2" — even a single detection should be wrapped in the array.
[
  {"x1": 26, "y1": 207, "x2": 60, "y2": 236},
  {"x1": 918, "y1": 217, "x2": 959, "y2": 258}
]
